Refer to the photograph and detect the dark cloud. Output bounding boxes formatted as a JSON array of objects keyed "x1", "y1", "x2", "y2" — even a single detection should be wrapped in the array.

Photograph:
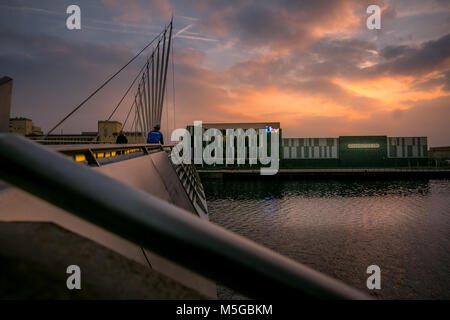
[
  {"x1": 197, "y1": 0, "x2": 366, "y2": 51},
  {"x1": 371, "y1": 33, "x2": 450, "y2": 77},
  {"x1": 380, "y1": 45, "x2": 412, "y2": 59},
  {"x1": 302, "y1": 38, "x2": 377, "y2": 78},
  {"x1": 226, "y1": 54, "x2": 296, "y2": 89},
  {"x1": 297, "y1": 33, "x2": 450, "y2": 81},
  {"x1": 226, "y1": 37, "x2": 377, "y2": 88},
  {"x1": 0, "y1": 29, "x2": 131, "y2": 67}
]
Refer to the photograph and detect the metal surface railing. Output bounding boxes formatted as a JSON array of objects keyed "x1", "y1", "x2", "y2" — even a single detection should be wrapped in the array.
[
  {"x1": 0, "y1": 134, "x2": 370, "y2": 299},
  {"x1": 40, "y1": 142, "x2": 209, "y2": 217},
  {"x1": 167, "y1": 152, "x2": 209, "y2": 218}
]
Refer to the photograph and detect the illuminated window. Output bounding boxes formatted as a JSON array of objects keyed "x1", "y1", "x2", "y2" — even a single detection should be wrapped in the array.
[{"x1": 347, "y1": 143, "x2": 380, "y2": 149}]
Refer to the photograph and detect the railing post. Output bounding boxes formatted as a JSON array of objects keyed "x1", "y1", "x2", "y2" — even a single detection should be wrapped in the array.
[{"x1": 84, "y1": 149, "x2": 100, "y2": 166}]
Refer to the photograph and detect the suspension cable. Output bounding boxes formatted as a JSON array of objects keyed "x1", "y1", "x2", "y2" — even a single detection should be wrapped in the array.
[
  {"x1": 171, "y1": 28, "x2": 176, "y2": 131},
  {"x1": 106, "y1": 62, "x2": 147, "y2": 122},
  {"x1": 90, "y1": 62, "x2": 146, "y2": 142},
  {"x1": 122, "y1": 100, "x2": 136, "y2": 129},
  {"x1": 45, "y1": 28, "x2": 166, "y2": 137}
]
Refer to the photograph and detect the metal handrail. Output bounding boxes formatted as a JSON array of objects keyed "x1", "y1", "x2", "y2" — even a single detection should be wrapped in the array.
[
  {"x1": 0, "y1": 134, "x2": 369, "y2": 299},
  {"x1": 164, "y1": 145, "x2": 208, "y2": 216},
  {"x1": 174, "y1": 162, "x2": 208, "y2": 216}
]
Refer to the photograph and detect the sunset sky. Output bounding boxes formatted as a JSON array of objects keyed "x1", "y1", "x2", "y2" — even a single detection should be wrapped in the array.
[{"x1": 1, "y1": 0, "x2": 449, "y2": 146}]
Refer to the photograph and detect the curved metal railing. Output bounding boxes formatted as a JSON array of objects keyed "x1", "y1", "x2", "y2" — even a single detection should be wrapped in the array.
[{"x1": 168, "y1": 152, "x2": 209, "y2": 218}]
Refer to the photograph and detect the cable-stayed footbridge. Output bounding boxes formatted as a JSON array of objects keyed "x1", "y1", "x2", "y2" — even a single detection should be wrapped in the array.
[{"x1": 0, "y1": 20, "x2": 368, "y2": 300}]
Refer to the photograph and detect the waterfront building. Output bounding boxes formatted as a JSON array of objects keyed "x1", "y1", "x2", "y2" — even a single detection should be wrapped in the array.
[
  {"x1": 9, "y1": 117, "x2": 33, "y2": 135},
  {"x1": 282, "y1": 136, "x2": 428, "y2": 167},
  {"x1": 98, "y1": 120, "x2": 122, "y2": 143},
  {"x1": 429, "y1": 146, "x2": 450, "y2": 166}
]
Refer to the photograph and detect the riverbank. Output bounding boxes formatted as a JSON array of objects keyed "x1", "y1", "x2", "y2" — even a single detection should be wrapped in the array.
[{"x1": 198, "y1": 168, "x2": 450, "y2": 180}]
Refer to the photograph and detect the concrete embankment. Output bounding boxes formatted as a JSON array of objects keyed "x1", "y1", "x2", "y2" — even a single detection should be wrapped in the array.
[{"x1": 198, "y1": 168, "x2": 450, "y2": 180}]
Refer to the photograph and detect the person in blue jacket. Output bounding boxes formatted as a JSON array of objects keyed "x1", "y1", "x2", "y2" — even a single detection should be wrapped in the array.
[{"x1": 147, "y1": 124, "x2": 164, "y2": 144}]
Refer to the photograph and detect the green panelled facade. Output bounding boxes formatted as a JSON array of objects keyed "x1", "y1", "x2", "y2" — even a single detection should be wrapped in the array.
[
  {"x1": 338, "y1": 136, "x2": 388, "y2": 167},
  {"x1": 281, "y1": 135, "x2": 428, "y2": 168},
  {"x1": 282, "y1": 137, "x2": 339, "y2": 168}
]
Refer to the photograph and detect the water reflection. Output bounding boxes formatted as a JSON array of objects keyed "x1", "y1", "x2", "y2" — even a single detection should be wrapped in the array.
[
  {"x1": 204, "y1": 179, "x2": 450, "y2": 299},
  {"x1": 205, "y1": 179, "x2": 431, "y2": 199}
]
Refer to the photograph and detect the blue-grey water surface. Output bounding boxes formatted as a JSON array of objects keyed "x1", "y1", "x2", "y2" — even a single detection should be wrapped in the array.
[{"x1": 203, "y1": 179, "x2": 450, "y2": 299}]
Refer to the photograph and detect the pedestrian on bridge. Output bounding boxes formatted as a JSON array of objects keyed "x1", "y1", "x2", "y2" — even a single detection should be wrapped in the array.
[
  {"x1": 116, "y1": 130, "x2": 128, "y2": 144},
  {"x1": 147, "y1": 124, "x2": 164, "y2": 144}
]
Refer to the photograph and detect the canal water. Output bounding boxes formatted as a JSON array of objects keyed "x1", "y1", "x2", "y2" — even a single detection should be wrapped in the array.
[{"x1": 203, "y1": 178, "x2": 450, "y2": 299}]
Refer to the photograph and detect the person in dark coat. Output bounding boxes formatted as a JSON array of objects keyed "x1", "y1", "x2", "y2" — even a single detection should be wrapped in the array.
[{"x1": 116, "y1": 130, "x2": 128, "y2": 144}]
